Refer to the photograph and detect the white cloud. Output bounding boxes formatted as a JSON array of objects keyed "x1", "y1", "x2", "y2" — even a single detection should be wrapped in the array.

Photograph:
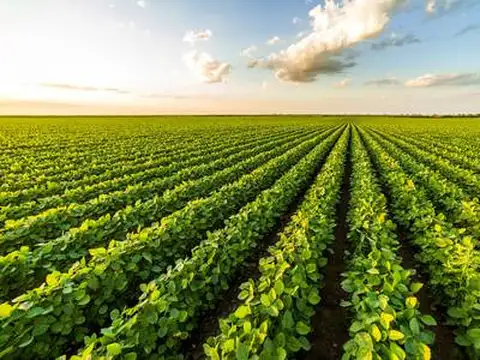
[
  {"x1": 137, "y1": 0, "x2": 147, "y2": 8},
  {"x1": 241, "y1": 45, "x2": 258, "y2": 58},
  {"x1": 183, "y1": 50, "x2": 231, "y2": 84},
  {"x1": 426, "y1": 0, "x2": 436, "y2": 13},
  {"x1": 297, "y1": 31, "x2": 307, "y2": 38},
  {"x1": 109, "y1": 3, "x2": 116, "y2": 9},
  {"x1": 334, "y1": 78, "x2": 351, "y2": 88},
  {"x1": 293, "y1": 17, "x2": 302, "y2": 24},
  {"x1": 250, "y1": 0, "x2": 405, "y2": 83},
  {"x1": 262, "y1": 81, "x2": 268, "y2": 90},
  {"x1": 266, "y1": 36, "x2": 281, "y2": 45},
  {"x1": 183, "y1": 29, "x2": 213, "y2": 44},
  {"x1": 405, "y1": 73, "x2": 480, "y2": 87}
]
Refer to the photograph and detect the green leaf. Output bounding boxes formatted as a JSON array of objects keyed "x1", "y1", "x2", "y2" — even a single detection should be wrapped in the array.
[
  {"x1": 467, "y1": 328, "x2": 480, "y2": 340},
  {"x1": 350, "y1": 321, "x2": 364, "y2": 333},
  {"x1": 410, "y1": 282, "x2": 423, "y2": 294},
  {"x1": 261, "y1": 293, "x2": 271, "y2": 307},
  {"x1": 106, "y1": 343, "x2": 122, "y2": 356},
  {"x1": 203, "y1": 344, "x2": 220, "y2": 360},
  {"x1": 235, "y1": 305, "x2": 251, "y2": 319},
  {"x1": 307, "y1": 290, "x2": 321, "y2": 305},
  {"x1": 409, "y1": 318, "x2": 420, "y2": 336},
  {"x1": 274, "y1": 280, "x2": 285, "y2": 295},
  {"x1": 78, "y1": 295, "x2": 91, "y2": 306},
  {"x1": 223, "y1": 339, "x2": 235, "y2": 353},
  {"x1": 243, "y1": 320, "x2": 252, "y2": 334},
  {"x1": 447, "y1": 307, "x2": 467, "y2": 319},
  {"x1": 276, "y1": 347, "x2": 287, "y2": 360},
  {"x1": 420, "y1": 315, "x2": 437, "y2": 326},
  {"x1": 282, "y1": 311, "x2": 295, "y2": 329},
  {"x1": 124, "y1": 353, "x2": 137, "y2": 360},
  {"x1": 296, "y1": 321, "x2": 311, "y2": 336},
  {"x1": 236, "y1": 343, "x2": 249, "y2": 360}
]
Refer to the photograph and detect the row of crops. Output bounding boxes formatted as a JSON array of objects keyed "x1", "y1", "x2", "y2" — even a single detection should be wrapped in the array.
[{"x1": 0, "y1": 116, "x2": 479, "y2": 359}]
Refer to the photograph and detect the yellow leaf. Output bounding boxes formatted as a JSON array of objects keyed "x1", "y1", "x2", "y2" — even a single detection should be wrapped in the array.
[
  {"x1": 421, "y1": 344, "x2": 431, "y2": 360},
  {"x1": 371, "y1": 324, "x2": 382, "y2": 342},
  {"x1": 389, "y1": 330, "x2": 405, "y2": 341},
  {"x1": 359, "y1": 351, "x2": 373, "y2": 360},
  {"x1": 0, "y1": 303, "x2": 13, "y2": 318},
  {"x1": 406, "y1": 297, "x2": 418, "y2": 309},
  {"x1": 46, "y1": 273, "x2": 59, "y2": 287},
  {"x1": 380, "y1": 312, "x2": 395, "y2": 329},
  {"x1": 434, "y1": 224, "x2": 442, "y2": 233},
  {"x1": 378, "y1": 213, "x2": 386, "y2": 224},
  {"x1": 406, "y1": 179, "x2": 415, "y2": 190}
]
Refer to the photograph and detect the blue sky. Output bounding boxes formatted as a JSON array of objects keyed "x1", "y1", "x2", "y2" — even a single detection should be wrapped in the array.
[{"x1": 0, "y1": 0, "x2": 479, "y2": 114}]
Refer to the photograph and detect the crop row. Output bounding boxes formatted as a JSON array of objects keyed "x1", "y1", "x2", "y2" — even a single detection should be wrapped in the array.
[
  {"x1": 0, "y1": 128, "x2": 327, "y2": 257},
  {"x1": 0, "y1": 127, "x2": 312, "y2": 225},
  {"x1": 341, "y1": 127, "x2": 434, "y2": 359},
  {"x1": 0, "y1": 127, "x2": 344, "y2": 359},
  {"x1": 365, "y1": 129, "x2": 480, "y2": 241},
  {"x1": 0, "y1": 127, "x2": 306, "y2": 208},
  {"x1": 360, "y1": 127, "x2": 480, "y2": 357},
  {"x1": 0, "y1": 127, "x2": 333, "y2": 300},
  {"x1": 71, "y1": 125, "x2": 348, "y2": 359},
  {"x1": 203, "y1": 125, "x2": 349, "y2": 359},
  {"x1": 1, "y1": 127, "x2": 295, "y2": 191}
]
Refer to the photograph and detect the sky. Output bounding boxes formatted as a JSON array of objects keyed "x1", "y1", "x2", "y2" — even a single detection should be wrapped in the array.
[{"x1": 0, "y1": 0, "x2": 479, "y2": 115}]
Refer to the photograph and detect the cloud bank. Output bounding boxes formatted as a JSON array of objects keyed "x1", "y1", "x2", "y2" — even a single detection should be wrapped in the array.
[
  {"x1": 183, "y1": 51, "x2": 231, "y2": 83},
  {"x1": 405, "y1": 73, "x2": 480, "y2": 87},
  {"x1": 249, "y1": 0, "x2": 405, "y2": 83}
]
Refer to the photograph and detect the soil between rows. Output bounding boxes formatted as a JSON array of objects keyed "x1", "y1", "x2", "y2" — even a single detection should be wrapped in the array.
[{"x1": 299, "y1": 134, "x2": 352, "y2": 360}]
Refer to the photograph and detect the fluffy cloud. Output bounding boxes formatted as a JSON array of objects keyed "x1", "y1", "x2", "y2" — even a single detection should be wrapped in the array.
[
  {"x1": 455, "y1": 24, "x2": 480, "y2": 37},
  {"x1": 183, "y1": 29, "x2": 213, "y2": 43},
  {"x1": 183, "y1": 50, "x2": 231, "y2": 83},
  {"x1": 137, "y1": 0, "x2": 146, "y2": 8},
  {"x1": 249, "y1": 0, "x2": 405, "y2": 83},
  {"x1": 266, "y1": 36, "x2": 281, "y2": 45},
  {"x1": 293, "y1": 17, "x2": 302, "y2": 24},
  {"x1": 241, "y1": 45, "x2": 258, "y2": 58},
  {"x1": 334, "y1": 78, "x2": 351, "y2": 88},
  {"x1": 371, "y1": 33, "x2": 420, "y2": 50},
  {"x1": 405, "y1": 73, "x2": 480, "y2": 87},
  {"x1": 365, "y1": 77, "x2": 401, "y2": 86}
]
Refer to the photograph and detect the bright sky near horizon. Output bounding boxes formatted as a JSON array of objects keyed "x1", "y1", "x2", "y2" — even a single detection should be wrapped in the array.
[{"x1": 0, "y1": 0, "x2": 479, "y2": 115}]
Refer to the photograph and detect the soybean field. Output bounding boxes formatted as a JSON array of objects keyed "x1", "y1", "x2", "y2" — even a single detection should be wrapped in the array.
[{"x1": 0, "y1": 116, "x2": 479, "y2": 360}]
